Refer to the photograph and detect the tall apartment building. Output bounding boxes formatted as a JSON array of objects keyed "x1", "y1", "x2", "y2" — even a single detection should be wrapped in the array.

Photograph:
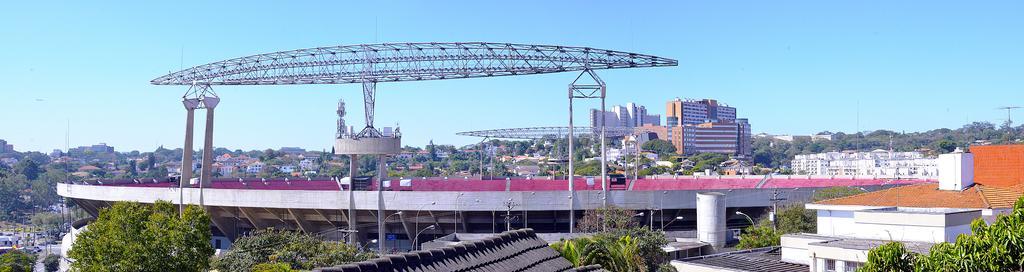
[
  {"x1": 0, "y1": 139, "x2": 10, "y2": 153},
  {"x1": 666, "y1": 98, "x2": 736, "y2": 126},
  {"x1": 791, "y1": 150, "x2": 939, "y2": 178},
  {"x1": 663, "y1": 99, "x2": 751, "y2": 158},
  {"x1": 589, "y1": 102, "x2": 661, "y2": 128}
]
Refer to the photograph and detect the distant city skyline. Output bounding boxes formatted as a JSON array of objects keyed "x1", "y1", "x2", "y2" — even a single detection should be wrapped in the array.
[{"x1": 2, "y1": 1, "x2": 1022, "y2": 152}]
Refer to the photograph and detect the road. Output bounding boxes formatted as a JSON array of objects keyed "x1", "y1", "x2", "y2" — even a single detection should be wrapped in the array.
[{"x1": 33, "y1": 244, "x2": 61, "y2": 272}]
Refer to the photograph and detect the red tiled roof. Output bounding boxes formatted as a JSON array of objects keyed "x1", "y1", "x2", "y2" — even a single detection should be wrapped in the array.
[{"x1": 814, "y1": 182, "x2": 1022, "y2": 209}]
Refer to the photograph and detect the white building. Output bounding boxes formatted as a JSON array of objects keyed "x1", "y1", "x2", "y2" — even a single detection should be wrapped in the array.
[
  {"x1": 791, "y1": 150, "x2": 938, "y2": 178},
  {"x1": 590, "y1": 102, "x2": 661, "y2": 128},
  {"x1": 218, "y1": 165, "x2": 236, "y2": 177},
  {"x1": 246, "y1": 162, "x2": 264, "y2": 174},
  {"x1": 299, "y1": 159, "x2": 316, "y2": 171},
  {"x1": 675, "y1": 149, "x2": 1023, "y2": 272},
  {"x1": 782, "y1": 149, "x2": 1017, "y2": 272},
  {"x1": 756, "y1": 133, "x2": 834, "y2": 142}
]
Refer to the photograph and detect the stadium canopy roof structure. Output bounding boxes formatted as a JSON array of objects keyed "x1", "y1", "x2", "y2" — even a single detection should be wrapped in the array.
[
  {"x1": 457, "y1": 126, "x2": 639, "y2": 140},
  {"x1": 152, "y1": 42, "x2": 676, "y2": 238},
  {"x1": 151, "y1": 42, "x2": 677, "y2": 85}
]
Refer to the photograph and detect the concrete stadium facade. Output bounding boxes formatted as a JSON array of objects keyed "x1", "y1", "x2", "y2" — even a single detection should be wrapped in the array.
[{"x1": 58, "y1": 176, "x2": 929, "y2": 250}]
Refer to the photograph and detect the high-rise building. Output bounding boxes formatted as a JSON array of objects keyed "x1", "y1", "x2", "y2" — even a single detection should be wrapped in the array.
[
  {"x1": 665, "y1": 98, "x2": 736, "y2": 126},
  {"x1": 664, "y1": 99, "x2": 751, "y2": 158},
  {"x1": 589, "y1": 102, "x2": 660, "y2": 128},
  {"x1": 0, "y1": 139, "x2": 11, "y2": 153}
]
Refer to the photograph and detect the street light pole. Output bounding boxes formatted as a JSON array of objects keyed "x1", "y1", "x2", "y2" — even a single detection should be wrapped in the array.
[
  {"x1": 412, "y1": 225, "x2": 437, "y2": 251},
  {"x1": 379, "y1": 211, "x2": 404, "y2": 253},
  {"x1": 455, "y1": 193, "x2": 464, "y2": 235},
  {"x1": 661, "y1": 216, "x2": 685, "y2": 230},
  {"x1": 736, "y1": 211, "x2": 755, "y2": 226}
]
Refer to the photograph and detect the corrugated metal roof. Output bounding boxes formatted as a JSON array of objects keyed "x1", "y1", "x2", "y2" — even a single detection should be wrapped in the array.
[
  {"x1": 682, "y1": 248, "x2": 808, "y2": 272},
  {"x1": 314, "y1": 229, "x2": 605, "y2": 272}
]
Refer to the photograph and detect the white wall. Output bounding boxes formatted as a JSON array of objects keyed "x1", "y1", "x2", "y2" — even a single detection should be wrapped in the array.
[
  {"x1": 816, "y1": 210, "x2": 856, "y2": 237},
  {"x1": 815, "y1": 207, "x2": 978, "y2": 243}
]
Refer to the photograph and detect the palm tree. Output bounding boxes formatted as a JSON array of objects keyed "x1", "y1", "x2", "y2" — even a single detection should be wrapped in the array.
[{"x1": 552, "y1": 235, "x2": 646, "y2": 272}]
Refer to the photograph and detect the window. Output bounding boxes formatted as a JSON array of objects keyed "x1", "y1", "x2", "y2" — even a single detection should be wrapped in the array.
[
  {"x1": 824, "y1": 259, "x2": 836, "y2": 272},
  {"x1": 844, "y1": 261, "x2": 863, "y2": 271}
]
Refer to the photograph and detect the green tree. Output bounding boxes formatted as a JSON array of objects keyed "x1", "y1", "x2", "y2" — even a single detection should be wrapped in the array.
[
  {"x1": 43, "y1": 254, "x2": 59, "y2": 272},
  {"x1": 30, "y1": 212, "x2": 62, "y2": 230},
  {"x1": 552, "y1": 235, "x2": 646, "y2": 272},
  {"x1": 68, "y1": 201, "x2": 213, "y2": 272},
  {"x1": 607, "y1": 227, "x2": 670, "y2": 271},
  {"x1": 641, "y1": 139, "x2": 677, "y2": 157},
  {"x1": 0, "y1": 250, "x2": 35, "y2": 272},
  {"x1": 934, "y1": 139, "x2": 958, "y2": 154},
  {"x1": 252, "y1": 262, "x2": 296, "y2": 272},
  {"x1": 573, "y1": 160, "x2": 602, "y2": 176},
  {"x1": 214, "y1": 229, "x2": 373, "y2": 272},
  {"x1": 859, "y1": 242, "x2": 918, "y2": 272},
  {"x1": 576, "y1": 206, "x2": 639, "y2": 233},
  {"x1": 12, "y1": 159, "x2": 40, "y2": 180},
  {"x1": 776, "y1": 205, "x2": 816, "y2": 234},
  {"x1": 736, "y1": 221, "x2": 780, "y2": 249},
  {"x1": 145, "y1": 152, "x2": 156, "y2": 171},
  {"x1": 127, "y1": 160, "x2": 138, "y2": 177},
  {"x1": 0, "y1": 175, "x2": 31, "y2": 220},
  {"x1": 427, "y1": 140, "x2": 438, "y2": 161},
  {"x1": 148, "y1": 166, "x2": 168, "y2": 179}
]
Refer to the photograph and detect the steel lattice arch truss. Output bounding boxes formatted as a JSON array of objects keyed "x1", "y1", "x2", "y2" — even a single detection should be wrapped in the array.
[
  {"x1": 457, "y1": 126, "x2": 639, "y2": 140},
  {"x1": 151, "y1": 42, "x2": 677, "y2": 85}
]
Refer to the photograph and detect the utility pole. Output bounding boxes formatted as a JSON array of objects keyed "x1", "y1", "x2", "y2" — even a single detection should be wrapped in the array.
[
  {"x1": 504, "y1": 199, "x2": 519, "y2": 231},
  {"x1": 769, "y1": 189, "x2": 787, "y2": 231},
  {"x1": 998, "y1": 106, "x2": 1021, "y2": 127}
]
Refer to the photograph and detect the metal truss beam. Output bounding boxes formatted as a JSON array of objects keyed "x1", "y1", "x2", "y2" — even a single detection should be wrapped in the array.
[
  {"x1": 456, "y1": 126, "x2": 636, "y2": 140},
  {"x1": 151, "y1": 42, "x2": 677, "y2": 86}
]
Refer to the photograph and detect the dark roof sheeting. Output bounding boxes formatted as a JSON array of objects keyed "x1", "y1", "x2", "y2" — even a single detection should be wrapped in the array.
[
  {"x1": 314, "y1": 228, "x2": 606, "y2": 272},
  {"x1": 683, "y1": 247, "x2": 808, "y2": 272}
]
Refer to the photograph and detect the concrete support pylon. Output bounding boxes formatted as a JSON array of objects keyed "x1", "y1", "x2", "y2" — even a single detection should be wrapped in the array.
[
  {"x1": 199, "y1": 96, "x2": 220, "y2": 207},
  {"x1": 567, "y1": 94, "x2": 575, "y2": 233},
  {"x1": 377, "y1": 155, "x2": 387, "y2": 253},
  {"x1": 180, "y1": 98, "x2": 200, "y2": 215},
  {"x1": 348, "y1": 154, "x2": 358, "y2": 245}
]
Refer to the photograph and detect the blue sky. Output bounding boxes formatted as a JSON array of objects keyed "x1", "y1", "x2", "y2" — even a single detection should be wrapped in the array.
[{"x1": 1, "y1": 1, "x2": 1022, "y2": 152}]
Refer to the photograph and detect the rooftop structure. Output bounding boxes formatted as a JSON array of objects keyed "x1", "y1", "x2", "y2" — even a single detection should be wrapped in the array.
[
  {"x1": 673, "y1": 247, "x2": 809, "y2": 272},
  {"x1": 313, "y1": 229, "x2": 605, "y2": 272},
  {"x1": 152, "y1": 42, "x2": 677, "y2": 244}
]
